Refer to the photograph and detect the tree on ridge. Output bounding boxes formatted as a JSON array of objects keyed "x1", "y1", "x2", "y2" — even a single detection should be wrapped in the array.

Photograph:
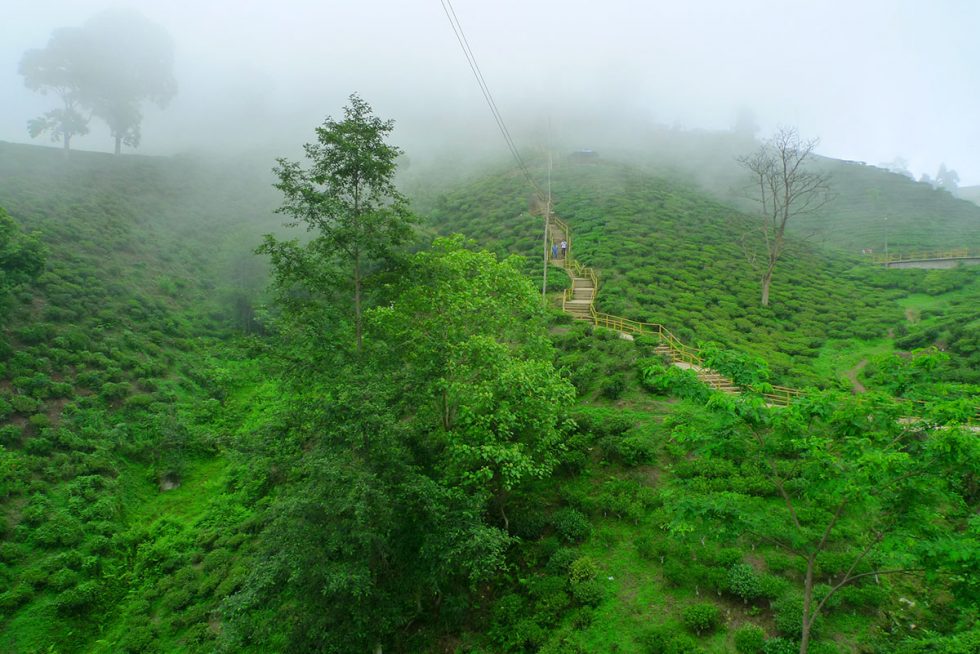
[{"x1": 19, "y1": 9, "x2": 176, "y2": 156}]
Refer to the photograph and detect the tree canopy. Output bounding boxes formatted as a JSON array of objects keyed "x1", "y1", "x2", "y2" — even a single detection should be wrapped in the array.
[
  {"x1": 19, "y1": 9, "x2": 176, "y2": 155},
  {"x1": 658, "y1": 379, "x2": 980, "y2": 654},
  {"x1": 225, "y1": 235, "x2": 573, "y2": 652},
  {"x1": 261, "y1": 93, "x2": 415, "y2": 354}
]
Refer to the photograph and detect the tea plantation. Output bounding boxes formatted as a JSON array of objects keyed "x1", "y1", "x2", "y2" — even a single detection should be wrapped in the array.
[{"x1": 0, "y1": 142, "x2": 976, "y2": 653}]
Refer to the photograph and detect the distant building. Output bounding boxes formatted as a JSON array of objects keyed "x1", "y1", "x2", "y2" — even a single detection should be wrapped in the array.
[{"x1": 569, "y1": 149, "x2": 599, "y2": 163}]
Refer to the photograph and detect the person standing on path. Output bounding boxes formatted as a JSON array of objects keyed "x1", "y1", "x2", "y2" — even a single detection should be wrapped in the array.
[
  {"x1": 552, "y1": 243, "x2": 558, "y2": 259},
  {"x1": 560, "y1": 240, "x2": 567, "y2": 259}
]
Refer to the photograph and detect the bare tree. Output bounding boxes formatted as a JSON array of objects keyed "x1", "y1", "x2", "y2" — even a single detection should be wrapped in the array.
[{"x1": 738, "y1": 127, "x2": 831, "y2": 306}]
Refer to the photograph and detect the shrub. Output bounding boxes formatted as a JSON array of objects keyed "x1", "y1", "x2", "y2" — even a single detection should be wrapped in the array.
[
  {"x1": 570, "y1": 579, "x2": 604, "y2": 607},
  {"x1": 610, "y1": 434, "x2": 656, "y2": 466},
  {"x1": 0, "y1": 582, "x2": 33, "y2": 609},
  {"x1": 0, "y1": 396, "x2": 11, "y2": 421},
  {"x1": 0, "y1": 425, "x2": 22, "y2": 446},
  {"x1": 551, "y1": 507, "x2": 591, "y2": 543},
  {"x1": 511, "y1": 507, "x2": 549, "y2": 540},
  {"x1": 599, "y1": 373, "x2": 627, "y2": 399},
  {"x1": 682, "y1": 602, "x2": 721, "y2": 635},
  {"x1": 9, "y1": 394, "x2": 39, "y2": 414},
  {"x1": 762, "y1": 637, "x2": 798, "y2": 654},
  {"x1": 547, "y1": 547, "x2": 579, "y2": 574},
  {"x1": 734, "y1": 624, "x2": 766, "y2": 653},
  {"x1": 729, "y1": 563, "x2": 763, "y2": 602},
  {"x1": 54, "y1": 580, "x2": 102, "y2": 615},
  {"x1": 773, "y1": 594, "x2": 808, "y2": 639},
  {"x1": 568, "y1": 556, "x2": 598, "y2": 584}
]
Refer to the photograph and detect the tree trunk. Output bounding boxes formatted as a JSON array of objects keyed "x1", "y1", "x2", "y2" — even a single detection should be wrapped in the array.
[
  {"x1": 760, "y1": 270, "x2": 773, "y2": 307},
  {"x1": 63, "y1": 134, "x2": 71, "y2": 158},
  {"x1": 114, "y1": 135, "x2": 122, "y2": 155},
  {"x1": 354, "y1": 249, "x2": 363, "y2": 354},
  {"x1": 374, "y1": 645, "x2": 383, "y2": 654},
  {"x1": 799, "y1": 558, "x2": 815, "y2": 654}
]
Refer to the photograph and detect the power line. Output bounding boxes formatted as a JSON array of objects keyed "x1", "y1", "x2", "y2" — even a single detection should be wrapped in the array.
[{"x1": 438, "y1": 0, "x2": 544, "y2": 201}]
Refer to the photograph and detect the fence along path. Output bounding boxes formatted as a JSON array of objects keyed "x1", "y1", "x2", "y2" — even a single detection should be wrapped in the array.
[
  {"x1": 546, "y1": 215, "x2": 980, "y2": 421},
  {"x1": 546, "y1": 214, "x2": 801, "y2": 406}
]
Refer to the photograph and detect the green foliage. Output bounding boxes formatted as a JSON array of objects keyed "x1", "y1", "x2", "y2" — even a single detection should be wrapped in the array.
[
  {"x1": 729, "y1": 563, "x2": 764, "y2": 603},
  {"x1": 552, "y1": 507, "x2": 592, "y2": 544},
  {"x1": 0, "y1": 206, "x2": 44, "y2": 318},
  {"x1": 682, "y1": 602, "x2": 721, "y2": 635},
  {"x1": 261, "y1": 93, "x2": 416, "y2": 353},
  {"x1": 734, "y1": 624, "x2": 767, "y2": 653},
  {"x1": 763, "y1": 637, "x2": 799, "y2": 654}
]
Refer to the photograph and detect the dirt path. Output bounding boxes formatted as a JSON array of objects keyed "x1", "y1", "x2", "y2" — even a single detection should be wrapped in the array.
[{"x1": 843, "y1": 358, "x2": 868, "y2": 394}]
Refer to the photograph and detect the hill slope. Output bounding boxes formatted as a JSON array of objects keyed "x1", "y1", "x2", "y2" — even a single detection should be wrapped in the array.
[
  {"x1": 0, "y1": 143, "x2": 278, "y2": 652},
  {"x1": 590, "y1": 127, "x2": 980, "y2": 254},
  {"x1": 428, "y1": 158, "x2": 910, "y2": 385}
]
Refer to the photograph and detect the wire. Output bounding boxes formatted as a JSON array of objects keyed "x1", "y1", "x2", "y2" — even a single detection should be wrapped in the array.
[{"x1": 438, "y1": 0, "x2": 545, "y2": 201}]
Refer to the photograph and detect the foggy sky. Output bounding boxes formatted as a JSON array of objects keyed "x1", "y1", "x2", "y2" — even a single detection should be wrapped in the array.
[{"x1": 2, "y1": 0, "x2": 978, "y2": 184}]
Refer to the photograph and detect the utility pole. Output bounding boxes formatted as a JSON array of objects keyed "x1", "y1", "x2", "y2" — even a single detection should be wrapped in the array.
[
  {"x1": 542, "y1": 149, "x2": 552, "y2": 303},
  {"x1": 884, "y1": 216, "x2": 889, "y2": 266}
]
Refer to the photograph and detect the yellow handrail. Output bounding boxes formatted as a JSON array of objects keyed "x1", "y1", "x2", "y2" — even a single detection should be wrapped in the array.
[
  {"x1": 550, "y1": 215, "x2": 800, "y2": 405},
  {"x1": 871, "y1": 248, "x2": 976, "y2": 264},
  {"x1": 549, "y1": 216, "x2": 980, "y2": 415}
]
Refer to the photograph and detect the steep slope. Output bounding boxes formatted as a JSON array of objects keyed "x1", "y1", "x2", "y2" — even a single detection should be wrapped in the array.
[{"x1": 0, "y1": 143, "x2": 278, "y2": 652}]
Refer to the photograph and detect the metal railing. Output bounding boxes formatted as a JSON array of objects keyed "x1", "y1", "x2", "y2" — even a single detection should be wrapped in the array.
[
  {"x1": 548, "y1": 217, "x2": 975, "y2": 416},
  {"x1": 549, "y1": 216, "x2": 799, "y2": 403},
  {"x1": 871, "y1": 248, "x2": 977, "y2": 264}
]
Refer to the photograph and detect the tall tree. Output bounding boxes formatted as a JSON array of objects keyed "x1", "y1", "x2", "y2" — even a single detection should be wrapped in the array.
[
  {"x1": 19, "y1": 27, "x2": 93, "y2": 156},
  {"x1": 19, "y1": 10, "x2": 176, "y2": 156},
  {"x1": 261, "y1": 94, "x2": 415, "y2": 354},
  {"x1": 83, "y1": 9, "x2": 177, "y2": 154},
  {"x1": 738, "y1": 127, "x2": 832, "y2": 306},
  {"x1": 228, "y1": 237, "x2": 572, "y2": 652}
]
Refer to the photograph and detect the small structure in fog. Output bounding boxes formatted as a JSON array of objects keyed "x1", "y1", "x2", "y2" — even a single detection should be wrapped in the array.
[{"x1": 569, "y1": 148, "x2": 599, "y2": 163}]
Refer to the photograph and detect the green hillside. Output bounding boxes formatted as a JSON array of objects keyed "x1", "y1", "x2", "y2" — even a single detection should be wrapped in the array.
[
  {"x1": 429, "y1": 159, "x2": 914, "y2": 386},
  {"x1": 594, "y1": 127, "x2": 980, "y2": 255},
  {"x1": 801, "y1": 160, "x2": 980, "y2": 254},
  {"x1": 0, "y1": 143, "x2": 279, "y2": 653},
  {"x1": 0, "y1": 140, "x2": 976, "y2": 654},
  {"x1": 959, "y1": 185, "x2": 980, "y2": 206}
]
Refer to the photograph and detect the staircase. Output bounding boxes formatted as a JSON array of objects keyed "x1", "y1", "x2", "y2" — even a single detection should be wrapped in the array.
[
  {"x1": 544, "y1": 214, "x2": 977, "y2": 418},
  {"x1": 547, "y1": 214, "x2": 799, "y2": 403}
]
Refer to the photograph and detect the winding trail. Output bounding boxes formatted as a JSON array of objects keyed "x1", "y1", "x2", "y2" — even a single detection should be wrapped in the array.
[{"x1": 843, "y1": 358, "x2": 868, "y2": 394}]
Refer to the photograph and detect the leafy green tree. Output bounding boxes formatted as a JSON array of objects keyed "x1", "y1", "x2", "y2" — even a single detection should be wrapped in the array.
[
  {"x1": 82, "y1": 9, "x2": 177, "y2": 154},
  {"x1": 663, "y1": 390, "x2": 979, "y2": 654},
  {"x1": 234, "y1": 236, "x2": 572, "y2": 651},
  {"x1": 19, "y1": 27, "x2": 93, "y2": 156},
  {"x1": 369, "y1": 237, "x2": 575, "y2": 525},
  {"x1": 261, "y1": 94, "x2": 415, "y2": 354}
]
